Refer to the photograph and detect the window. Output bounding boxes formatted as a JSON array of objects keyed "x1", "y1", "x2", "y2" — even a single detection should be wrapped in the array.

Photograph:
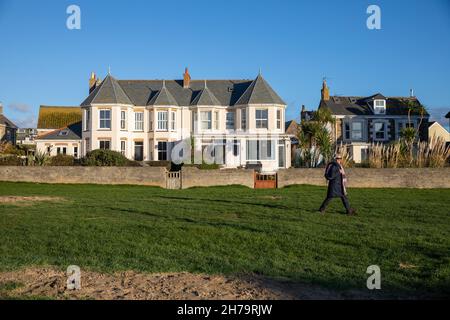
[
  {"x1": 157, "y1": 111, "x2": 168, "y2": 131},
  {"x1": 397, "y1": 120, "x2": 415, "y2": 138},
  {"x1": 246, "y1": 140, "x2": 275, "y2": 160},
  {"x1": 201, "y1": 111, "x2": 212, "y2": 130},
  {"x1": 149, "y1": 111, "x2": 153, "y2": 131},
  {"x1": 57, "y1": 147, "x2": 67, "y2": 155},
  {"x1": 85, "y1": 139, "x2": 90, "y2": 153},
  {"x1": 134, "y1": 141, "x2": 143, "y2": 161},
  {"x1": 276, "y1": 109, "x2": 281, "y2": 129},
  {"x1": 233, "y1": 139, "x2": 239, "y2": 156},
  {"x1": 46, "y1": 146, "x2": 51, "y2": 155},
  {"x1": 226, "y1": 112, "x2": 235, "y2": 130},
  {"x1": 73, "y1": 147, "x2": 78, "y2": 158},
  {"x1": 255, "y1": 109, "x2": 268, "y2": 129},
  {"x1": 241, "y1": 109, "x2": 247, "y2": 130},
  {"x1": 373, "y1": 122, "x2": 386, "y2": 141},
  {"x1": 99, "y1": 140, "x2": 111, "y2": 150},
  {"x1": 158, "y1": 141, "x2": 168, "y2": 160},
  {"x1": 374, "y1": 100, "x2": 386, "y2": 115},
  {"x1": 135, "y1": 112, "x2": 144, "y2": 131},
  {"x1": 58, "y1": 130, "x2": 68, "y2": 136},
  {"x1": 121, "y1": 111, "x2": 127, "y2": 130},
  {"x1": 344, "y1": 122, "x2": 351, "y2": 140},
  {"x1": 351, "y1": 121, "x2": 363, "y2": 140},
  {"x1": 84, "y1": 109, "x2": 90, "y2": 131},
  {"x1": 99, "y1": 109, "x2": 111, "y2": 129},
  {"x1": 171, "y1": 111, "x2": 176, "y2": 131},
  {"x1": 120, "y1": 140, "x2": 126, "y2": 156}
]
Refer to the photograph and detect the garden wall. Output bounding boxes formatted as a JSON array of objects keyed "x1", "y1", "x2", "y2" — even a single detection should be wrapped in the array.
[
  {"x1": 277, "y1": 168, "x2": 450, "y2": 189},
  {"x1": 0, "y1": 166, "x2": 449, "y2": 189},
  {"x1": 0, "y1": 166, "x2": 166, "y2": 187},
  {"x1": 181, "y1": 167, "x2": 254, "y2": 189}
]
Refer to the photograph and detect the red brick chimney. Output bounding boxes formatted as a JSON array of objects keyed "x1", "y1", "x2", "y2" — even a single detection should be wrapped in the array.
[
  {"x1": 89, "y1": 72, "x2": 97, "y2": 93},
  {"x1": 183, "y1": 67, "x2": 191, "y2": 89}
]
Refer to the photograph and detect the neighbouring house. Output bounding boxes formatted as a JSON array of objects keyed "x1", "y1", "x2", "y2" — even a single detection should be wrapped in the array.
[
  {"x1": 0, "y1": 103, "x2": 18, "y2": 145},
  {"x1": 79, "y1": 69, "x2": 291, "y2": 171},
  {"x1": 428, "y1": 121, "x2": 450, "y2": 143},
  {"x1": 16, "y1": 128, "x2": 38, "y2": 145},
  {"x1": 285, "y1": 119, "x2": 299, "y2": 165},
  {"x1": 35, "y1": 106, "x2": 82, "y2": 158},
  {"x1": 317, "y1": 80, "x2": 429, "y2": 163},
  {"x1": 446, "y1": 112, "x2": 450, "y2": 128}
]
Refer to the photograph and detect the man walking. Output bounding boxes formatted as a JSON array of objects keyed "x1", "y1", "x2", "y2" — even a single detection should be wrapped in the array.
[{"x1": 319, "y1": 154, "x2": 356, "y2": 215}]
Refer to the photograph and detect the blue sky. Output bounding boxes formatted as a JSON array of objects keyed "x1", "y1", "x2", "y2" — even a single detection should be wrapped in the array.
[{"x1": 0, "y1": 0, "x2": 449, "y2": 129}]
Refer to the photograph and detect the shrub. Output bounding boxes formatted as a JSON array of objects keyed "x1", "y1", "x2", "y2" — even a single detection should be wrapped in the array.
[
  {"x1": 82, "y1": 149, "x2": 129, "y2": 166},
  {"x1": 49, "y1": 154, "x2": 75, "y2": 166},
  {"x1": 0, "y1": 156, "x2": 23, "y2": 166}
]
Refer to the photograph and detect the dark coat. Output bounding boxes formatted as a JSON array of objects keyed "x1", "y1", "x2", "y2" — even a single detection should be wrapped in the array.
[{"x1": 325, "y1": 161, "x2": 345, "y2": 198}]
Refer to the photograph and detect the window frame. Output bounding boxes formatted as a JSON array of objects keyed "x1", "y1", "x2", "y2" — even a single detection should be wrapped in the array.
[
  {"x1": 255, "y1": 109, "x2": 269, "y2": 129},
  {"x1": 120, "y1": 110, "x2": 127, "y2": 130},
  {"x1": 373, "y1": 99, "x2": 386, "y2": 115},
  {"x1": 276, "y1": 109, "x2": 281, "y2": 129},
  {"x1": 134, "y1": 111, "x2": 144, "y2": 131},
  {"x1": 226, "y1": 111, "x2": 235, "y2": 130},
  {"x1": 373, "y1": 121, "x2": 387, "y2": 141},
  {"x1": 99, "y1": 109, "x2": 111, "y2": 129},
  {"x1": 241, "y1": 109, "x2": 247, "y2": 130},
  {"x1": 157, "y1": 111, "x2": 169, "y2": 131},
  {"x1": 99, "y1": 139, "x2": 111, "y2": 150},
  {"x1": 200, "y1": 111, "x2": 212, "y2": 130},
  {"x1": 171, "y1": 111, "x2": 176, "y2": 131},
  {"x1": 120, "y1": 140, "x2": 126, "y2": 156}
]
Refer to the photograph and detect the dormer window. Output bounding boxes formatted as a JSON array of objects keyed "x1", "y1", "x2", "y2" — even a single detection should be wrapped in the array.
[
  {"x1": 58, "y1": 130, "x2": 69, "y2": 136},
  {"x1": 374, "y1": 99, "x2": 386, "y2": 115}
]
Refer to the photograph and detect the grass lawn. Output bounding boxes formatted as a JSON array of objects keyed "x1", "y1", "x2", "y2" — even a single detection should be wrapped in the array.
[{"x1": 0, "y1": 182, "x2": 449, "y2": 297}]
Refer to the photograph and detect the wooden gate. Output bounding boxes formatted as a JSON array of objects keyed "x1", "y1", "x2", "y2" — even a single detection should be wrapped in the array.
[
  {"x1": 254, "y1": 172, "x2": 277, "y2": 189},
  {"x1": 166, "y1": 171, "x2": 181, "y2": 189}
]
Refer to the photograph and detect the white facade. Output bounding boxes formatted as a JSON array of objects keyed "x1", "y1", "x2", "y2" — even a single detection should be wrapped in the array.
[{"x1": 81, "y1": 103, "x2": 291, "y2": 172}]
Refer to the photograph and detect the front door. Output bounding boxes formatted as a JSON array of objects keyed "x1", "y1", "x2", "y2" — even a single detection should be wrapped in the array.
[
  {"x1": 134, "y1": 142, "x2": 144, "y2": 161},
  {"x1": 226, "y1": 139, "x2": 240, "y2": 167},
  {"x1": 158, "y1": 141, "x2": 168, "y2": 161},
  {"x1": 278, "y1": 144, "x2": 285, "y2": 168}
]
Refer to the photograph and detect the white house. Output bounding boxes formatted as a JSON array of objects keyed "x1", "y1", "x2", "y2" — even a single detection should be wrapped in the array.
[{"x1": 78, "y1": 69, "x2": 291, "y2": 171}]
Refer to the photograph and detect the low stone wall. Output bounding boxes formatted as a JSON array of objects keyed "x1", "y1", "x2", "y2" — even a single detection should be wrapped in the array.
[
  {"x1": 0, "y1": 166, "x2": 166, "y2": 187},
  {"x1": 277, "y1": 168, "x2": 450, "y2": 189},
  {"x1": 181, "y1": 167, "x2": 254, "y2": 189}
]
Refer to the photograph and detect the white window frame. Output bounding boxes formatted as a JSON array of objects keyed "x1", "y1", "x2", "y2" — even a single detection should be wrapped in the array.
[
  {"x1": 134, "y1": 111, "x2": 144, "y2": 131},
  {"x1": 373, "y1": 121, "x2": 388, "y2": 141},
  {"x1": 157, "y1": 111, "x2": 168, "y2": 131},
  {"x1": 73, "y1": 146, "x2": 78, "y2": 158},
  {"x1": 226, "y1": 111, "x2": 235, "y2": 130},
  {"x1": 241, "y1": 109, "x2": 247, "y2": 130},
  {"x1": 120, "y1": 110, "x2": 127, "y2": 130},
  {"x1": 99, "y1": 109, "x2": 111, "y2": 129},
  {"x1": 149, "y1": 111, "x2": 153, "y2": 131},
  {"x1": 201, "y1": 111, "x2": 212, "y2": 130},
  {"x1": 276, "y1": 109, "x2": 282, "y2": 129},
  {"x1": 171, "y1": 111, "x2": 176, "y2": 131},
  {"x1": 255, "y1": 109, "x2": 268, "y2": 129},
  {"x1": 84, "y1": 109, "x2": 90, "y2": 131},
  {"x1": 374, "y1": 99, "x2": 386, "y2": 115},
  {"x1": 214, "y1": 111, "x2": 219, "y2": 130},
  {"x1": 351, "y1": 120, "x2": 364, "y2": 140},
  {"x1": 99, "y1": 139, "x2": 111, "y2": 150}
]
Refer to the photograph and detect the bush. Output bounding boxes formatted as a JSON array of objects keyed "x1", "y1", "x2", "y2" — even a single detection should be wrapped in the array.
[
  {"x1": 49, "y1": 154, "x2": 75, "y2": 166},
  {"x1": 82, "y1": 149, "x2": 130, "y2": 166},
  {"x1": 0, "y1": 156, "x2": 23, "y2": 166}
]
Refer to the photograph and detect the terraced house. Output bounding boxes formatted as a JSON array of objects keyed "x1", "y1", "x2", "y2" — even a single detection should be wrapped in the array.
[
  {"x1": 317, "y1": 80, "x2": 429, "y2": 163},
  {"x1": 39, "y1": 69, "x2": 291, "y2": 171}
]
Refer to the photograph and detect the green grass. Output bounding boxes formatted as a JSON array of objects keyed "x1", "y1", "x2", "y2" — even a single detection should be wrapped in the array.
[{"x1": 0, "y1": 182, "x2": 449, "y2": 297}]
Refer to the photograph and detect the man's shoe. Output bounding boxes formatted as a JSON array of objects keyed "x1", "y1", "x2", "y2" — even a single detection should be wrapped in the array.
[{"x1": 347, "y1": 208, "x2": 357, "y2": 216}]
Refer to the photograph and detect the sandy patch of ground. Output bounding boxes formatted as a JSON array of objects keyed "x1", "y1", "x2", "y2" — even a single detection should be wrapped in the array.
[
  {"x1": 0, "y1": 196, "x2": 66, "y2": 206},
  {"x1": 0, "y1": 267, "x2": 408, "y2": 300}
]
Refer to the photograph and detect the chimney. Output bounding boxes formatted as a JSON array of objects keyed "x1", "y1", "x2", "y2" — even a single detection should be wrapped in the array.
[
  {"x1": 0, "y1": 103, "x2": 3, "y2": 115},
  {"x1": 410, "y1": 88, "x2": 414, "y2": 97},
  {"x1": 183, "y1": 67, "x2": 191, "y2": 89},
  {"x1": 89, "y1": 72, "x2": 97, "y2": 93},
  {"x1": 321, "y1": 79, "x2": 330, "y2": 101}
]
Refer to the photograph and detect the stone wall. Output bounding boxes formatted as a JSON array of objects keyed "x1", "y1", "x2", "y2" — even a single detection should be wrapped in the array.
[
  {"x1": 0, "y1": 166, "x2": 166, "y2": 187},
  {"x1": 277, "y1": 168, "x2": 450, "y2": 189},
  {"x1": 181, "y1": 167, "x2": 254, "y2": 189},
  {"x1": 0, "y1": 166, "x2": 449, "y2": 189}
]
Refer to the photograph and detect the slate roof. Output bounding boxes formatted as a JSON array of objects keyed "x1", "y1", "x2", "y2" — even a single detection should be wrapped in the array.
[
  {"x1": 445, "y1": 112, "x2": 450, "y2": 118},
  {"x1": 319, "y1": 95, "x2": 429, "y2": 116},
  {"x1": 235, "y1": 74, "x2": 285, "y2": 105},
  {"x1": 191, "y1": 84, "x2": 221, "y2": 106},
  {"x1": 81, "y1": 74, "x2": 285, "y2": 107},
  {"x1": 147, "y1": 82, "x2": 179, "y2": 106},
  {"x1": 0, "y1": 114, "x2": 18, "y2": 129},
  {"x1": 36, "y1": 121, "x2": 82, "y2": 140},
  {"x1": 81, "y1": 75, "x2": 133, "y2": 106},
  {"x1": 37, "y1": 106, "x2": 82, "y2": 129}
]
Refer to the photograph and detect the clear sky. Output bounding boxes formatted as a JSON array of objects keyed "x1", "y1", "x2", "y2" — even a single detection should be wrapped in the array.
[{"x1": 0, "y1": 0, "x2": 449, "y2": 129}]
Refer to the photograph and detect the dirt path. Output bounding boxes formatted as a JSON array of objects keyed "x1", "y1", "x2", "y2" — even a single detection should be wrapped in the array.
[{"x1": 0, "y1": 267, "x2": 388, "y2": 300}]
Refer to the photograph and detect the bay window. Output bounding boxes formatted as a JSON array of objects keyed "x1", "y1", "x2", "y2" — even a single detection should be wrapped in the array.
[
  {"x1": 201, "y1": 111, "x2": 212, "y2": 130},
  {"x1": 121, "y1": 110, "x2": 127, "y2": 130},
  {"x1": 157, "y1": 111, "x2": 168, "y2": 131},
  {"x1": 226, "y1": 112, "x2": 235, "y2": 130},
  {"x1": 241, "y1": 109, "x2": 247, "y2": 130},
  {"x1": 171, "y1": 111, "x2": 176, "y2": 131},
  {"x1": 134, "y1": 112, "x2": 144, "y2": 131}
]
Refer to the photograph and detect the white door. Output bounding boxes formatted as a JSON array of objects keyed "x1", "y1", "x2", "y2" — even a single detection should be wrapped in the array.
[{"x1": 226, "y1": 139, "x2": 240, "y2": 167}]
